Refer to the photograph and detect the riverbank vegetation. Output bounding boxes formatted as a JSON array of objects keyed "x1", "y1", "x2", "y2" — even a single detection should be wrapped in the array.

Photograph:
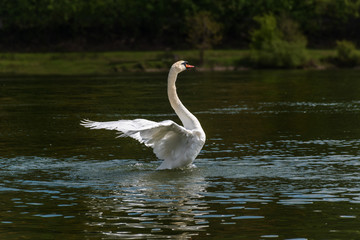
[
  {"x1": 1, "y1": 48, "x2": 359, "y2": 75},
  {"x1": 1, "y1": 0, "x2": 360, "y2": 74}
]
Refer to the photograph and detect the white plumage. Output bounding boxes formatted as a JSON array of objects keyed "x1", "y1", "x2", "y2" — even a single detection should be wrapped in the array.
[{"x1": 81, "y1": 61, "x2": 206, "y2": 170}]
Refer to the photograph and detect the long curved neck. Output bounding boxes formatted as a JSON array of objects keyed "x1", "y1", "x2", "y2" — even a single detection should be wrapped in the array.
[{"x1": 167, "y1": 69, "x2": 201, "y2": 130}]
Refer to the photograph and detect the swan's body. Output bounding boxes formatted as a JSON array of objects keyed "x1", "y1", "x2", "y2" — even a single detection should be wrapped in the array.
[{"x1": 81, "y1": 61, "x2": 205, "y2": 170}]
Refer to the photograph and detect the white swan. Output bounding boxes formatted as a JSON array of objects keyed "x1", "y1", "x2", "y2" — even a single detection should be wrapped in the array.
[{"x1": 81, "y1": 60, "x2": 206, "y2": 170}]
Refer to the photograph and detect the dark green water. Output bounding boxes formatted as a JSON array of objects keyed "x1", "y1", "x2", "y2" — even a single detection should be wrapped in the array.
[{"x1": 1, "y1": 70, "x2": 360, "y2": 239}]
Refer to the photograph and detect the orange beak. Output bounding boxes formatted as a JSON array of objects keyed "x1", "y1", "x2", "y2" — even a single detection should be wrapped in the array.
[{"x1": 185, "y1": 64, "x2": 195, "y2": 69}]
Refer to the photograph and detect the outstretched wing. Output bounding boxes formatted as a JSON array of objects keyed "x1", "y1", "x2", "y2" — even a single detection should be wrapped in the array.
[{"x1": 80, "y1": 119, "x2": 195, "y2": 163}]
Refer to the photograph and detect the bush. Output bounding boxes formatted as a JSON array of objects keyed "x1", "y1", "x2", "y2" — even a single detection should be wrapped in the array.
[
  {"x1": 249, "y1": 14, "x2": 307, "y2": 68},
  {"x1": 335, "y1": 40, "x2": 359, "y2": 67},
  {"x1": 250, "y1": 40, "x2": 307, "y2": 68}
]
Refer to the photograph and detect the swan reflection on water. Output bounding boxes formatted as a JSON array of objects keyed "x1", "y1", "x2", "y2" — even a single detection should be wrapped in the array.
[{"x1": 83, "y1": 166, "x2": 210, "y2": 239}]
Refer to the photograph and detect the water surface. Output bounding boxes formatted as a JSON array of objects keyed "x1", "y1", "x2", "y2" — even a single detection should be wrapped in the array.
[{"x1": 1, "y1": 70, "x2": 360, "y2": 239}]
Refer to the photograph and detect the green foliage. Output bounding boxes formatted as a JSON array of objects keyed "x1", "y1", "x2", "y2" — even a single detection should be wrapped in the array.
[
  {"x1": 334, "y1": 40, "x2": 359, "y2": 67},
  {"x1": 250, "y1": 14, "x2": 282, "y2": 50},
  {"x1": 1, "y1": 0, "x2": 360, "y2": 53},
  {"x1": 249, "y1": 14, "x2": 307, "y2": 68}
]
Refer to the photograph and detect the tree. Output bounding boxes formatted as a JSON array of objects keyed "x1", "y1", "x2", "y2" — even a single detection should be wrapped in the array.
[{"x1": 186, "y1": 11, "x2": 222, "y2": 66}]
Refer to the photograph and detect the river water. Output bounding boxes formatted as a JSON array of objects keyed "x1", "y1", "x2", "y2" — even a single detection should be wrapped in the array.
[{"x1": 1, "y1": 70, "x2": 360, "y2": 239}]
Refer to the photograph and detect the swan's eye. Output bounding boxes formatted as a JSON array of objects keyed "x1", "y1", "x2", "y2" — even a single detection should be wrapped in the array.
[{"x1": 182, "y1": 61, "x2": 188, "y2": 67}]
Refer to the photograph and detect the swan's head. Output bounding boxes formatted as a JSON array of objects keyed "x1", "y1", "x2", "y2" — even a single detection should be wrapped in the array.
[{"x1": 171, "y1": 60, "x2": 194, "y2": 73}]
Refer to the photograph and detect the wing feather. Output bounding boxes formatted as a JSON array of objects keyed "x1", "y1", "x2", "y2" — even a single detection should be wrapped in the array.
[{"x1": 80, "y1": 119, "x2": 200, "y2": 166}]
